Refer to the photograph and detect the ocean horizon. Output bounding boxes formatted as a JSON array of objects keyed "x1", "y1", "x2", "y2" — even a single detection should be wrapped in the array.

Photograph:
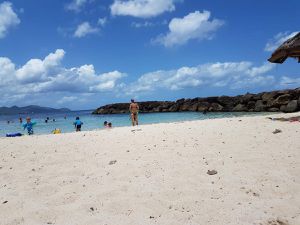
[{"x1": 0, "y1": 111, "x2": 274, "y2": 136}]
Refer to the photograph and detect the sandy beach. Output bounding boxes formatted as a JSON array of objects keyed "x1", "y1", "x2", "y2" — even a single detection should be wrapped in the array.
[{"x1": 0, "y1": 113, "x2": 299, "y2": 225}]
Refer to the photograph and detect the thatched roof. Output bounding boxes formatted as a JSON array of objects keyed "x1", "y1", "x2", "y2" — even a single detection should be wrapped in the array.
[{"x1": 268, "y1": 32, "x2": 300, "y2": 64}]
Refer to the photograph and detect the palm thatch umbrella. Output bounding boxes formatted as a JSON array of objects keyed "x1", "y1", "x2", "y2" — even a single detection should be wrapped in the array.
[{"x1": 268, "y1": 32, "x2": 300, "y2": 63}]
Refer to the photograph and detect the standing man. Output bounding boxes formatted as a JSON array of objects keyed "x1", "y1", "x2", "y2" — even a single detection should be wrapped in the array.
[{"x1": 129, "y1": 99, "x2": 139, "y2": 126}]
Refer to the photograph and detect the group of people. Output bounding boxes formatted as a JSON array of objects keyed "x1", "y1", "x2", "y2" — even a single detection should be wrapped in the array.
[{"x1": 12, "y1": 99, "x2": 140, "y2": 135}]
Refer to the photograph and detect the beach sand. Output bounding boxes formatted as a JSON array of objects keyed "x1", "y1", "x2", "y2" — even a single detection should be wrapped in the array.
[{"x1": 0, "y1": 113, "x2": 299, "y2": 225}]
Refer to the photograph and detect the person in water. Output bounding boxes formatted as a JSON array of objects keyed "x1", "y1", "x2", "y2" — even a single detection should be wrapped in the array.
[
  {"x1": 104, "y1": 121, "x2": 108, "y2": 127},
  {"x1": 23, "y1": 117, "x2": 36, "y2": 135},
  {"x1": 129, "y1": 99, "x2": 139, "y2": 126},
  {"x1": 108, "y1": 122, "x2": 112, "y2": 128},
  {"x1": 74, "y1": 117, "x2": 83, "y2": 132},
  {"x1": 19, "y1": 117, "x2": 22, "y2": 123}
]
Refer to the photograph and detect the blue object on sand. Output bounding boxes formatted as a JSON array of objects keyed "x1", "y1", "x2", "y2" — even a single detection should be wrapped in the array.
[{"x1": 6, "y1": 133, "x2": 23, "y2": 137}]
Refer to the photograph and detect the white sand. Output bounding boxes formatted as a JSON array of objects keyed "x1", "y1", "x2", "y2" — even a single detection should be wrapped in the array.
[{"x1": 0, "y1": 113, "x2": 299, "y2": 225}]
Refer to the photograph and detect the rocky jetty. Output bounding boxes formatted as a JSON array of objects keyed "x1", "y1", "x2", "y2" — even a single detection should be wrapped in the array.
[{"x1": 92, "y1": 88, "x2": 300, "y2": 114}]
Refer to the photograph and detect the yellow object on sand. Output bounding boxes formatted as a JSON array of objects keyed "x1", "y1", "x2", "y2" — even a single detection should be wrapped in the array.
[{"x1": 52, "y1": 129, "x2": 61, "y2": 134}]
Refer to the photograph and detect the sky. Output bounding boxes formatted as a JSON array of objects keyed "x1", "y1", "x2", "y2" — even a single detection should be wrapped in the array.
[{"x1": 0, "y1": 0, "x2": 299, "y2": 110}]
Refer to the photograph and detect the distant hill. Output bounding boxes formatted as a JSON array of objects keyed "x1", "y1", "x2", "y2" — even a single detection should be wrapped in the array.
[{"x1": 0, "y1": 105, "x2": 71, "y2": 115}]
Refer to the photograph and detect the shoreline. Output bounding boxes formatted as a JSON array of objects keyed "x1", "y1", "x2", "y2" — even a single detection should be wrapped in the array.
[
  {"x1": 0, "y1": 112, "x2": 299, "y2": 225},
  {"x1": 1, "y1": 111, "x2": 281, "y2": 138}
]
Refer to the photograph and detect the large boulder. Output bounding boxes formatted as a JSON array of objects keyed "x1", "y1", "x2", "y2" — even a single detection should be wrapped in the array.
[
  {"x1": 190, "y1": 103, "x2": 199, "y2": 111},
  {"x1": 209, "y1": 103, "x2": 224, "y2": 111},
  {"x1": 197, "y1": 102, "x2": 210, "y2": 111},
  {"x1": 247, "y1": 101, "x2": 256, "y2": 110},
  {"x1": 284, "y1": 100, "x2": 298, "y2": 113},
  {"x1": 268, "y1": 107, "x2": 279, "y2": 112},
  {"x1": 233, "y1": 104, "x2": 247, "y2": 112},
  {"x1": 255, "y1": 100, "x2": 267, "y2": 111},
  {"x1": 240, "y1": 93, "x2": 254, "y2": 103},
  {"x1": 262, "y1": 91, "x2": 278, "y2": 101},
  {"x1": 274, "y1": 94, "x2": 292, "y2": 105},
  {"x1": 168, "y1": 104, "x2": 179, "y2": 112}
]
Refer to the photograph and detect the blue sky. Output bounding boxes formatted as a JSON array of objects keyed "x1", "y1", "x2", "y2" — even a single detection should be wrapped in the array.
[{"x1": 0, "y1": 0, "x2": 299, "y2": 110}]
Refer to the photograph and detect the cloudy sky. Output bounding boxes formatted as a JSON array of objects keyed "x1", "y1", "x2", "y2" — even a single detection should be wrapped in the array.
[{"x1": 0, "y1": 0, "x2": 299, "y2": 110}]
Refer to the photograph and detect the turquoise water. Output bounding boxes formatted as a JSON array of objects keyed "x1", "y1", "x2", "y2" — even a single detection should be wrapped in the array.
[{"x1": 0, "y1": 111, "x2": 272, "y2": 136}]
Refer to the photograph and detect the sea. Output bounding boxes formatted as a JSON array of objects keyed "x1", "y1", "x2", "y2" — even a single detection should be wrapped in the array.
[{"x1": 0, "y1": 111, "x2": 273, "y2": 136}]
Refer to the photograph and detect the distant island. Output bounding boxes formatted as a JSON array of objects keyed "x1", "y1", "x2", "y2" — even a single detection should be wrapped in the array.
[
  {"x1": 0, "y1": 105, "x2": 71, "y2": 115},
  {"x1": 93, "y1": 88, "x2": 300, "y2": 114}
]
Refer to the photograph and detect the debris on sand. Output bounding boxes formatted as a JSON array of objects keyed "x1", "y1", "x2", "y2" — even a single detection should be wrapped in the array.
[
  {"x1": 207, "y1": 170, "x2": 218, "y2": 175},
  {"x1": 272, "y1": 129, "x2": 282, "y2": 134},
  {"x1": 266, "y1": 218, "x2": 289, "y2": 225},
  {"x1": 109, "y1": 160, "x2": 117, "y2": 165}
]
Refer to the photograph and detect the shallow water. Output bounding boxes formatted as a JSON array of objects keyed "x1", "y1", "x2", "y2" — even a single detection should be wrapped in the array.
[{"x1": 0, "y1": 111, "x2": 274, "y2": 136}]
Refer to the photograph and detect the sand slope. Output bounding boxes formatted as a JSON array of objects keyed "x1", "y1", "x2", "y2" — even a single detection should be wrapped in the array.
[{"x1": 0, "y1": 113, "x2": 299, "y2": 225}]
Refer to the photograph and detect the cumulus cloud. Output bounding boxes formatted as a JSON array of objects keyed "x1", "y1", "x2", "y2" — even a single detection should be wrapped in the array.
[
  {"x1": 0, "y1": 1, "x2": 20, "y2": 38},
  {"x1": 154, "y1": 10, "x2": 224, "y2": 47},
  {"x1": 66, "y1": 0, "x2": 88, "y2": 12},
  {"x1": 74, "y1": 22, "x2": 99, "y2": 38},
  {"x1": 265, "y1": 31, "x2": 299, "y2": 52},
  {"x1": 0, "y1": 49, "x2": 127, "y2": 103},
  {"x1": 110, "y1": 0, "x2": 176, "y2": 18},
  {"x1": 16, "y1": 49, "x2": 65, "y2": 83},
  {"x1": 125, "y1": 61, "x2": 276, "y2": 95}
]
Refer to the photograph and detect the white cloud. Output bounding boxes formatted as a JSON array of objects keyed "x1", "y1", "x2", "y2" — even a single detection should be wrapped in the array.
[
  {"x1": 279, "y1": 76, "x2": 300, "y2": 86},
  {"x1": 66, "y1": 0, "x2": 88, "y2": 12},
  {"x1": 131, "y1": 20, "x2": 167, "y2": 28},
  {"x1": 125, "y1": 61, "x2": 276, "y2": 95},
  {"x1": 154, "y1": 10, "x2": 224, "y2": 47},
  {"x1": 16, "y1": 49, "x2": 65, "y2": 83},
  {"x1": 57, "y1": 96, "x2": 78, "y2": 104},
  {"x1": 0, "y1": 1, "x2": 20, "y2": 38},
  {"x1": 265, "y1": 31, "x2": 299, "y2": 52},
  {"x1": 74, "y1": 22, "x2": 99, "y2": 38},
  {"x1": 110, "y1": 0, "x2": 176, "y2": 18},
  {"x1": 98, "y1": 17, "x2": 107, "y2": 27},
  {"x1": 246, "y1": 63, "x2": 275, "y2": 77},
  {"x1": 0, "y1": 49, "x2": 127, "y2": 102}
]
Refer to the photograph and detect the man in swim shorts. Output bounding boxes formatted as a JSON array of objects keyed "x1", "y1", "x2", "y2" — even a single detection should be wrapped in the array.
[{"x1": 129, "y1": 99, "x2": 139, "y2": 126}]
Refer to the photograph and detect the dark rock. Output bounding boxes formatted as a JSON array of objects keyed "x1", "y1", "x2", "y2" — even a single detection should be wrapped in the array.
[
  {"x1": 268, "y1": 107, "x2": 279, "y2": 112},
  {"x1": 207, "y1": 170, "x2": 218, "y2": 175},
  {"x1": 280, "y1": 105, "x2": 287, "y2": 112},
  {"x1": 197, "y1": 102, "x2": 210, "y2": 111},
  {"x1": 2, "y1": 201, "x2": 8, "y2": 204},
  {"x1": 272, "y1": 129, "x2": 282, "y2": 134},
  {"x1": 109, "y1": 160, "x2": 117, "y2": 165},
  {"x1": 262, "y1": 91, "x2": 278, "y2": 101},
  {"x1": 209, "y1": 103, "x2": 223, "y2": 111},
  {"x1": 92, "y1": 88, "x2": 300, "y2": 114},
  {"x1": 255, "y1": 100, "x2": 267, "y2": 111},
  {"x1": 233, "y1": 104, "x2": 247, "y2": 112},
  {"x1": 247, "y1": 101, "x2": 256, "y2": 110},
  {"x1": 240, "y1": 93, "x2": 254, "y2": 103},
  {"x1": 284, "y1": 100, "x2": 298, "y2": 112},
  {"x1": 274, "y1": 94, "x2": 292, "y2": 105}
]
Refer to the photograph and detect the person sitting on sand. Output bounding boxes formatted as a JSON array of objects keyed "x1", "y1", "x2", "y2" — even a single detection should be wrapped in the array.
[
  {"x1": 74, "y1": 117, "x2": 83, "y2": 132},
  {"x1": 23, "y1": 117, "x2": 36, "y2": 135},
  {"x1": 129, "y1": 99, "x2": 139, "y2": 126}
]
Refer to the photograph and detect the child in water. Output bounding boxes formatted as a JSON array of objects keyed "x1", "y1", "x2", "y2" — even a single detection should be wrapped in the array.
[
  {"x1": 74, "y1": 117, "x2": 83, "y2": 132},
  {"x1": 23, "y1": 117, "x2": 36, "y2": 135}
]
